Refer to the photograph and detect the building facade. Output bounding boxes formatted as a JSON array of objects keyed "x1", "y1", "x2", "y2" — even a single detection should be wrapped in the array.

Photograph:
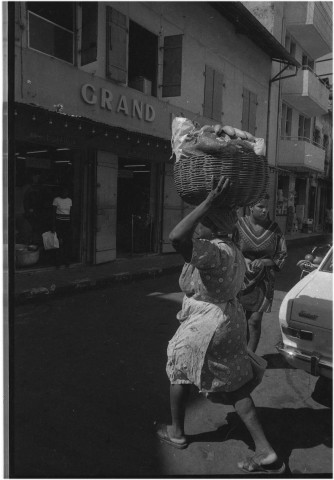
[
  {"x1": 13, "y1": 2, "x2": 298, "y2": 270},
  {"x1": 246, "y1": 1, "x2": 333, "y2": 234}
]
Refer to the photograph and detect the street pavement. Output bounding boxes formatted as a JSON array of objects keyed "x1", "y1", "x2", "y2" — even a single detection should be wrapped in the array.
[{"x1": 11, "y1": 242, "x2": 332, "y2": 478}]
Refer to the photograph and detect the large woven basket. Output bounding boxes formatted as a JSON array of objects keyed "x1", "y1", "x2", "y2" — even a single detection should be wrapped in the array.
[{"x1": 174, "y1": 150, "x2": 269, "y2": 207}]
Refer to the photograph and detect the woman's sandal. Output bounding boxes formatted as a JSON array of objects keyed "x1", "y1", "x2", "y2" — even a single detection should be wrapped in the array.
[
  {"x1": 155, "y1": 422, "x2": 188, "y2": 449},
  {"x1": 238, "y1": 456, "x2": 286, "y2": 475}
]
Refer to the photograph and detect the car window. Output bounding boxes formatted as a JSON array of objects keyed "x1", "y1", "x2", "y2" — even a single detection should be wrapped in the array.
[{"x1": 320, "y1": 250, "x2": 333, "y2": 273}]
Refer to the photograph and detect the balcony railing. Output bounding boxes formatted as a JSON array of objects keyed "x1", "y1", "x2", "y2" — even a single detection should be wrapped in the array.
[
  {"x1": 282, "y1": 66, "x2": 330, "y2": 116},
  {"x1": 278, "y1": 137, "x2": 325, "y2": 173}
]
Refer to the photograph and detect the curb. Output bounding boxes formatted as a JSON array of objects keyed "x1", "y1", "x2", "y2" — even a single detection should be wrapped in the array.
[
  {"x1": 14, "y1": 234, "x2": 331, "y2": 305},
  {"x1": 14, "y1": 264, "x2": 182, "y2": 305}
]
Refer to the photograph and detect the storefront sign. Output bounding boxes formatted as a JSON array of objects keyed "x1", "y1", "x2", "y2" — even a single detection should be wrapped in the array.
[{"x1": 80, "y1": 84, "x2": 156, "y2": 122}]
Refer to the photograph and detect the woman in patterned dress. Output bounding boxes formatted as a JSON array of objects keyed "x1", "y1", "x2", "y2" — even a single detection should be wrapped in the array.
[
  {"x1": 156, "y1": 177, "x2": 285, "y2": 474},
  {"x1": 233, "y1": 195, "x2": 287, "y2": 352}
]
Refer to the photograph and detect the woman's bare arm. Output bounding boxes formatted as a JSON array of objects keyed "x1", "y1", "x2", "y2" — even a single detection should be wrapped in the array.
[{"x1": 169, "y1": 176, "x2": 231, "y2": 260}]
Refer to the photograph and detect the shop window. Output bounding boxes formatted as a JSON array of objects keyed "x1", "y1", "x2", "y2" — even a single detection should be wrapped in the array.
[
  {"x1": 128, "y1": 20, "x2": 158, "y2": 96},
  {"x1": 203, "y1": 65, "x2": 223, "y2": 121},
  {"x1": 298, "y1": 115, "x2": 311, "y2": 141},
  {"x1": 242, "y1": 88, "x2": 257, "y2": 135},
  {"x1": 81, "y1": 2, "x2": 98, "y2": 66},
  {"x1": 27, "y1": 2, "x2": 74, "y2": 64},
  {"x1": 162, "y1": 35, "x2": 183, "y2": 97},
  {"x1": 14, "y1": 142, "x2": 82, "y2": 268}
]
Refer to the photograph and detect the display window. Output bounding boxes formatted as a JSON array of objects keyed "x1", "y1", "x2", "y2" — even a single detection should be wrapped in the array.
[{"x1": 15, "y1": 141, "x2": 83, "y2": 269}]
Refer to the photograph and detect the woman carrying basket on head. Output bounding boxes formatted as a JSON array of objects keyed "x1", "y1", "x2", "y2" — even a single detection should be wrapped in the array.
[
  {"x1": 233, "y1": 194, "x2": 287, "y2": 352},
  {"x1": 155, "y1": 176, "x2": 285, "y2": 475}
]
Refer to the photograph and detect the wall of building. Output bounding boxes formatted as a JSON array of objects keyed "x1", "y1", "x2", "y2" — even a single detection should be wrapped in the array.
[
  {"x1": 15, "y1": 2, "x2": 272, "y2": 139},
  {"x1": 14, "y1": 1, "x2": 289, "y2": 262}
]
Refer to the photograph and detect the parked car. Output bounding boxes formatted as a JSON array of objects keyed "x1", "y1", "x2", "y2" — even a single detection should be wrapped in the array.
[{"x1": 276, "y1": 247, "x2": 333, "y2": 380}]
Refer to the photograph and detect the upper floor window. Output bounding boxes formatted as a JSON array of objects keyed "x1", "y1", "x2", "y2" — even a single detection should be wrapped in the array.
[
  {"x1": 81, "y1": 2, "x2": 98, "y2": 66},
  {"x1": 302, "y1": 54, "x2": 315, "y2": 71},
  {"x1": 203, "y1": 65, "x2": 223, "y2": 121},
  {"x1": 298, "y1": 114, "x2": 311, "y2": 140},
  {"x1": 105, "y1": 6, "x2": 182, "y2": 98},
  {"x1": 281, "y1": 103, "x2": 292, "y2": 138},
  {"x1": 27, "y1": 2, "x2": 74, "y2": 64},
  {"x1": 242, "y1": 88, "x2": 257, "y2": 135},
  {"x1": 128, "y1": 20, "x2": 158, "y2": 96},
  {"x1": 313, "y1": 127, "x2": 321, "y2": 145}
]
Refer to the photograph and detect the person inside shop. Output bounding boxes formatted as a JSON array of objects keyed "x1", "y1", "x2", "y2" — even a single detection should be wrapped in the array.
[
  {"x1": 233, "y1": 194, "x2": 287, "y2": 352},
  {"x1": 52, "y1": 185, "x2": 72, "y2": 267},
  {"x1": 16, "y1": 173, "x2": 42, "y2": 245},
  {"x1": 155, "y1": 176, "x2": 285, "y2": 474}
]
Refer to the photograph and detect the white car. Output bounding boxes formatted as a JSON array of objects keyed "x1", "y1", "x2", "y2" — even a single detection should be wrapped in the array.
[{"x1": 277, "y1": 247, "x2": 333, "y2": 379}]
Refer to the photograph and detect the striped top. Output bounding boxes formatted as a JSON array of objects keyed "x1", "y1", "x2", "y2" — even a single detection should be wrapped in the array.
[
  {"x1": 233, "y1": 216, "x2": 287, "y2": 270},
  {"x1": 233, "y1": 216, "x2": 287, "y2": 312}
]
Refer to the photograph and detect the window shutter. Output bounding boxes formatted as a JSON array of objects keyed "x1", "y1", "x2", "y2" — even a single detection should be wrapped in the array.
[
  {"x1": 203, "y1": 65, "x2": 214, "y2": 118},
  {"x1": 162, "y1": 35, "x2": 183, "y2": 97},
  {"x1": 248, "y1": 92, "x2": 257, "y2": 135},
  {"x1": 242, "y1": 88, "x2": 250, "y2": 131},
  {"x1": 212, "y1": 71, "x2": 223, "y2": 122},
  {"x1": 242, "y1": 89, "x2": 257, "y2": 135},
  {"x1": 106, "y1": 7, "x2": 127, "y2": 83}
]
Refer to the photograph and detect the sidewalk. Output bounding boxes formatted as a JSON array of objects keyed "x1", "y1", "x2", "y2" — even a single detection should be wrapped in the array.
[{"x1": 14, "y1": 232, "x2": 330, "y2": 305}]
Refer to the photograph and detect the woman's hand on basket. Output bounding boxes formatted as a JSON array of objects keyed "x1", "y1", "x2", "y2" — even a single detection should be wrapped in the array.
[{"x1": 206, "y1": 175, "x2": 231, "y2": 207}]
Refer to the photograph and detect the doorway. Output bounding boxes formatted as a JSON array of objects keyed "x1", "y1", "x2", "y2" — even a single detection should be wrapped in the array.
[{"x1": 116, "y1": 158, "x2": 157, "y2": 256}]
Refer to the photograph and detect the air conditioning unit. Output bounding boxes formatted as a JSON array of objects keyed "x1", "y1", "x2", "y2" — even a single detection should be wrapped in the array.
[{"x1": 129, "y1": 76, "x2": 152, "y2": 95}]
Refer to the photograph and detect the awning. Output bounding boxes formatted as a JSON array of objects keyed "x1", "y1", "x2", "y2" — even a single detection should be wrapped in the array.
[{"x1": 210, "y1": 2, "x2": 300, "y2": 67}]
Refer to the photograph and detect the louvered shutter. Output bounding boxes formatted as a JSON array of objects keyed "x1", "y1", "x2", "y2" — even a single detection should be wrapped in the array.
[
  {"x1": 212, "y1": 71, "x2": 223, "y2": 122},
  {"x1": 162, "y1": 35, "x2": 183, "y2": 97},
  {"x1": 242, "y1": 88, "x2": 250, "y2": 131},
  {"x1": 248, "y1": 92, "x2": 257, "y2": 135},
  {"x1": 106, "y1": 7, "x2": 127, "y2": 83},
  {"x1": 203, "y1": 65, "x2": 214, "y2": 118}
]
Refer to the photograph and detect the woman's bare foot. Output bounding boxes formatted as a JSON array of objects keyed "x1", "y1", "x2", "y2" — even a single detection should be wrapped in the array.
[
  {"x1": 238, "y1": 450, "x2": 285, "y2": 474},
  {"x1": 155, "y1": 423, "x2": 188, "y2": 449},
  {"x1": 252, "y1": 450, "x2": 277, "y2": 465}
]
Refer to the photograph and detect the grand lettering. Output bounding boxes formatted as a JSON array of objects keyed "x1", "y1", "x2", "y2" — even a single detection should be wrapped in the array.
[{"x1": 81, "y1": 84, "x2": 155, "y2": 122}]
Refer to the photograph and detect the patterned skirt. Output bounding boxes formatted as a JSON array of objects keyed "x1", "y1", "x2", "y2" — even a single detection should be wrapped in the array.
[{"x1": 166, "y1": 295, "x2": 265, "y2": 393}]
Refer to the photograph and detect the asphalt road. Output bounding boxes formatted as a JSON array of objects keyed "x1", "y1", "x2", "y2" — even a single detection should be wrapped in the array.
[{"x1": 12, "y1": 241, "x2": 332, "y2": 477}]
